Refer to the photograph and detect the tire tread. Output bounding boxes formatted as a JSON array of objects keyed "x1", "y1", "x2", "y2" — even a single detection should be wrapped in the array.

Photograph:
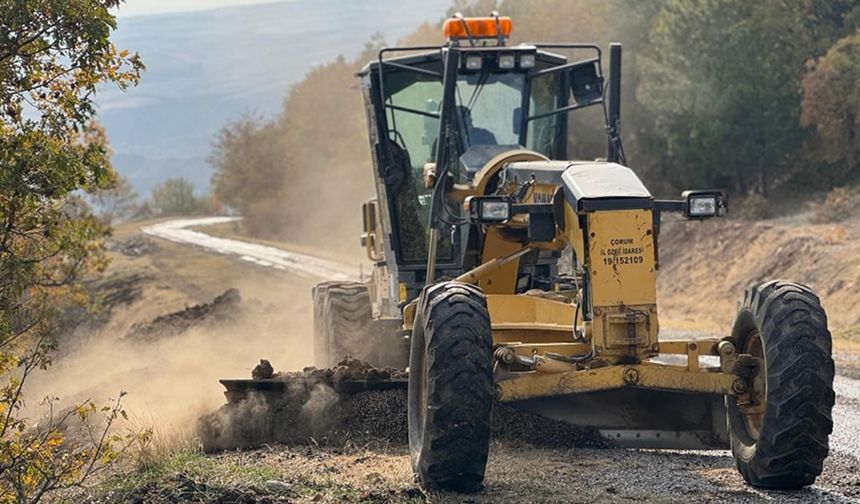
[
  {"x1": 409, "y1": 281, "x2": 493, "y2": 493},
  {"x1": 730, "y1": 280, "x2": 834, "y2": 489}
]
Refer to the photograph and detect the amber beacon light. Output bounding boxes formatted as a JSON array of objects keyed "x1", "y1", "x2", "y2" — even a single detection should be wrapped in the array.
[{"x1": 443, "y1": 16, "x2": 513, "y2": 40}]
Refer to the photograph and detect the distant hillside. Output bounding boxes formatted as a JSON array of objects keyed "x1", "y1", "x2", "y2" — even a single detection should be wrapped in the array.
[{"x1": 98, "y1": 0, "x2": 450, "y2": 195}]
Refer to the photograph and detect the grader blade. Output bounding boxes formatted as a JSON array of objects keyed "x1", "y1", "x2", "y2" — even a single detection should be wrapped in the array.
[
  {"x1": 511, "y1": 388, "x2": 729, "y2": 450},
  {"x1": 219, "y1": 377, "x2": 408, "y2": 404}
]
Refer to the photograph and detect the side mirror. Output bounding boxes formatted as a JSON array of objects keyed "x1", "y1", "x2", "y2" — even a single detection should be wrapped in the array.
[
  {"x1": 569, "y1": 58, "x2": 604, "y2": 106},
  {"x1": 682, "y1": 190, "x2": 728, "y2": 219}
]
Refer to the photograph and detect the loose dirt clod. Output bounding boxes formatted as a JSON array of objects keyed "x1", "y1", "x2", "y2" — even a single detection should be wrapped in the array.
[
  {"x1": 198, "y1": 358, "x2": 608, "y2": 452},
  {"x1": 252, "y1": 359, "x2": 274, "y2": 380}
]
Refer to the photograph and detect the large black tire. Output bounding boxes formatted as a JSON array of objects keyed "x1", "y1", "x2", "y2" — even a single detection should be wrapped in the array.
[
  {"x1": 728, "y1": 280, "x2": 835, "y2": 489},
  {"x1": 408, "y1": 281, "x2": 494, "y2": 493},
  {"x1": 312, "y1": 281, "x2": 372, "y2": 368}
]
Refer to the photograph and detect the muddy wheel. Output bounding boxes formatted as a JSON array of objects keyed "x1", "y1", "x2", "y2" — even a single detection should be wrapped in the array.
[
  {"x1": 312, "y1": 281, "x2": 372, "y2": 368},
  {"x1": 408, "y1": 281, "x2": 493, "y2": 493},
  {"x1": 728, "y1": 280, "x2": 835, "y2": 489}
]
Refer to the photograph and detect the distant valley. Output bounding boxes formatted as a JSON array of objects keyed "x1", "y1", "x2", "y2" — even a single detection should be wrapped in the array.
[{"x1": 100, "y1": 0, "x2": 450, "y2": 195}]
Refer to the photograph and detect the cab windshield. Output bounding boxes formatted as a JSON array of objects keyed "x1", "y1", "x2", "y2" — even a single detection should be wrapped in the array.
[
  {"x1": 455, "y1": 72, "x2": 525, "y2": 148},
  {"x1": 382, "y1": 64, "x2": 562, "y2": 264}
]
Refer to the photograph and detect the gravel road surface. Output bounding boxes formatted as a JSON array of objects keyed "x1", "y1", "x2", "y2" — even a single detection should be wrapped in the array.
[{"x1": 144, "y1": 218, "x2": 860, "y2": 502}]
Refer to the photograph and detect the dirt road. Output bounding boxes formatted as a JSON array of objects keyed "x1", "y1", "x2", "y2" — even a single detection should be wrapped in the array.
[
  {"x1": 94, "y1": 218, "x2": 860, "y2": 502},
  {"x1": 142, "y1": 217, "x2": 359, "y2": 281}
]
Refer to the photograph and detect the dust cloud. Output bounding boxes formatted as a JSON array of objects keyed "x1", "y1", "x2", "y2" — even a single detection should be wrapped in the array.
[
  {"x1": 300, "y1": 384, "x2": 340, "y2": 427},
  {"x1": 197, "y1": 385, "x2": 410, "y2": 451},
  {"x1": 21, "y1": 278, "x2": 314, "y2": 443},
  {"x1": 196, "y1": 357, "x2": 411, "y2": 451}
]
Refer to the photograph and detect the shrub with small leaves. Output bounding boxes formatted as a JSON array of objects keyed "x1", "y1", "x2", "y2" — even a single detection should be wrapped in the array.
[{"x1": 0, "y1": 1, "x2": 144, "y2": 502}]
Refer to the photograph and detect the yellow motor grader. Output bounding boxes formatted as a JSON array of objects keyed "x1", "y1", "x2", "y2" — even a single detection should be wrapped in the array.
[{"x1": 227, "y1": 13, "x2": 835, "y2": 493}]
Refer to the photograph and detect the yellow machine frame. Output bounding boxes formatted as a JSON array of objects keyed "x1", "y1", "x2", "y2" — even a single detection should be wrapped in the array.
[{"x1": 398, "y1": 159, "x2": 747, "y2": 421}]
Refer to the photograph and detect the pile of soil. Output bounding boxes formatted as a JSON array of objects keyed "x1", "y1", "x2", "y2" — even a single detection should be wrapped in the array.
[
  {"x1": 199, "y1": 357, "x2": 409, "y2": 451},
  {"x1": 276, "y1": 356, "x2": 408, "y2": 383},
  {"x1": 198, "y1": 385, "x2": 408, "y2": 452},
  {"x1": 95, "y1": 272, "x2": 148, "y2": 311},
  {"x1": 492, "y1": 403, "x2": 610, "y2": 449},
  {"x1": 198, "y1": 358, "x2": 608, "y2": 452},
  {"x1": 127, "y1": 288, "x2": 241, "y2": 341},
  {"x1": 109, "y1": 235, "x2": 155, "y2": 257}
]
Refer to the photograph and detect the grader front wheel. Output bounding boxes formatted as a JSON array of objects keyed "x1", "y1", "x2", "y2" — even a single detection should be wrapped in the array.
[
  {"x1": 408, "y1": 281, "x2": 493, "y2": 493},
  {"x1": 728, "y1": 281, "x2": 835, "y2": 489}
]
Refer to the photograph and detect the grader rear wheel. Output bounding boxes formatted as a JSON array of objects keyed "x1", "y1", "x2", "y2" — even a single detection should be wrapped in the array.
[
  {"x1": 408, "y1": 281, "x2": 493, "y2": 493},
  {"x1": 728, "y1": 280, "x2": 835, "y2": 489},
  {"x1": 312, "y1": 281, "x2": 372, "y2": 368}
]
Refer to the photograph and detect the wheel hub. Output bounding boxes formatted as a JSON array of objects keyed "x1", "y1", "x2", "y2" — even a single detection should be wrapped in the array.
[{"x1": 739, "y1": 329, "x2": 767, "y2": 440}]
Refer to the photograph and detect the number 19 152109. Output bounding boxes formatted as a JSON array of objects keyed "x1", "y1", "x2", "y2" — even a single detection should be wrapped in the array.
[{"x1": 603, "y1": 255, "x2": 644, "y2": 266}]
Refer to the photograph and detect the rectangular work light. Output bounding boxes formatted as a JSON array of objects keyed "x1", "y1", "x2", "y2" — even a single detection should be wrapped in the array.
[
  {"x1": 466, "y1": 196, "x2": 512, "y2": 223},
  {"x1": 683, "y1": 191, "x2": 728, "y2": 219},
  {"x1": 498, "y1": 53, "x2": 515, "y2": 69},
  {"x1": 519, "y1": 53, "x2": 536, "y2": 69},
  {"x1": 465, "y1": 54, "x2": 483, "y2": 70}
]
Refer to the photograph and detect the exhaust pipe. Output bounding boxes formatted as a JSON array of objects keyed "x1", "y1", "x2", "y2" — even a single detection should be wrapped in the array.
[{"x1": 607, "y1": 43, "x2": 622, "y2": 163}]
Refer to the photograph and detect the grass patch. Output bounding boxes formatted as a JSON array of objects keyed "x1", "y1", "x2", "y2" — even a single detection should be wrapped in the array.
[
  {"x1": 87, "y1": 447, "x2": 425, "y2": 503},
  {"x1": 91, "y1": 449, "x2": 283, "y2": 502}
]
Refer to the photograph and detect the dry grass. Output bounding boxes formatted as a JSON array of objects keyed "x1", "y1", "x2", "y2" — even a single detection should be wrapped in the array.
[
  {"x1": 733, "y1": 193, "x2": 771, "y2": 220},
  {"x1": 125, "y1": 413, "x2": 200, "y2": 471},
  {"x1": 833, "y1": 325, "x2": 860, "y2": 364},
  {"x1": 82, "y1": 443, "x2": 425, "y2": 503},
  {"x1": 808, "y1": 186, "x2": 860, "y2": 224}
]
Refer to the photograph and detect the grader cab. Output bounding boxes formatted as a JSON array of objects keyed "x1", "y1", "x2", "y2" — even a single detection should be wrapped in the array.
[{"x1": 233, "y1": 13, "x2": 836, "y2": 493}]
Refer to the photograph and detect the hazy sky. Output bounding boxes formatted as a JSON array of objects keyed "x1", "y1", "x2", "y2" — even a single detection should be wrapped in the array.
[{"x1": 115, "y1": 0, "x2": 285, "y2": 18}]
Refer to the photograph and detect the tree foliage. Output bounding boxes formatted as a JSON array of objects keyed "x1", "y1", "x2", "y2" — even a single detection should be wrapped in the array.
[
  {"x1": 210, "y1": 117, "x2": 288, "y2": 236},
  {"x1": 210, "y1": 0, "x2": 860, "y2": 247},
  {"x1": 208, "y1": 51, "x2": 379, "y2": 248},
  {"x1": 149, "y1": 177, "x2": 203, "y2": 217},
  {"x1": 801, "y1": 30, "x2": 860, "y2": 186},
  {"x1": 0, "y1": 0, "x2": 143, "y2": 501},
  {"x1": 638, "y1": 0, "x2": 860, "y2": 196},
  {"x1": 91, "y1": 174, "x2": 140, "y2": 224}
]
